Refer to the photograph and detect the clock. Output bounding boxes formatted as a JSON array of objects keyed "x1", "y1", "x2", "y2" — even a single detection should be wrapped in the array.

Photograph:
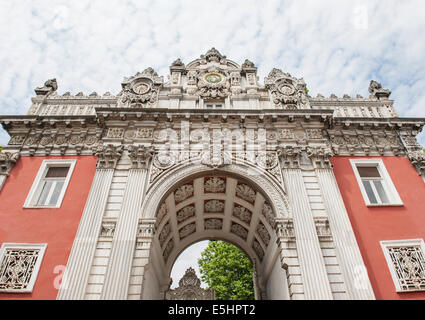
[{"x1": 204, "y1": 73, "x2": 223, "y2": 84}]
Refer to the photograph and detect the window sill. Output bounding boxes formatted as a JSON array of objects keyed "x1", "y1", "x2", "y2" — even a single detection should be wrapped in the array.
[
  {"x1": 23, "y1": 205, "x2": 61, "y2": 209},
  {"x1": 366, "y1": 203, "x2": 404, "y2": 207}
]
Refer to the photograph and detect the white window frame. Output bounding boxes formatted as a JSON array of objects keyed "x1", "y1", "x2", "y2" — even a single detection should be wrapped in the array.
[
  {"x1": 24, "y1": 159, "x2": 76, "y2": 208},
  {"x1": 0, "y1": 243, "x2": 47, "y2": 293},
  {"x1": 350, "y1": 159, "x2": 403, "y2": 206},
  {"x1": 380, "y1": 239, "x2": 425, "y2": 292}
]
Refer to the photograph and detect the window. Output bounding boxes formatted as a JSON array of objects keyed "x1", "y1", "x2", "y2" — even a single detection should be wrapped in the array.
[
  {"x1": 350, "y1": 159, "x2": 402, "y2": 206},
  {"x1": 0, "y1": 243, "x2": 47, "y2": 293},
  {"x1": 205, "y1": 103, "x2": 223, "y2": 109},
  {"x1": 24, "y1": 160, "x2": 76, "y2": 208},
  {"x1": 381, "y1": 239, "x2": 425, "y2": 292}
]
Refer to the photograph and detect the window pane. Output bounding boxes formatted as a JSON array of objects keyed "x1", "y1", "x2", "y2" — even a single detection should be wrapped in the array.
[
  {"x1": 373, "y1": 180, "x2": 390, "y2": 204},
  {"x1": 37, "y1": 181, "x2": 53, "y2": 205},
  {"x1": 362, "y1": 180, "x2": 378, "y2": 204},
  {"x1": 215, "y1": 104, "x2": 223, "y2": 108},
  {"x1": 48, "y1": 181, "x2": 64, "y2": 205},
  {"x1": 357, "y1": 166, "x2": 381, "y2": 178},
  {"x1": 45, "y1": 166, "x2": 69, "y2": 178},
  {"x1": 206, "y1": 104, "x2": 213, "y2": 108}
]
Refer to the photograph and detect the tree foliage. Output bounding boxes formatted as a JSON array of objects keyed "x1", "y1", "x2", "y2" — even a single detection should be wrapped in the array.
[{"x1": 198, "y1": 241, "x2": 254, "y2": 300}]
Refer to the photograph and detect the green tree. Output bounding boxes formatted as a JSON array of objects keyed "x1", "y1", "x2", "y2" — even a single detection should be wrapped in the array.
[{"x1": 198, "y1": 241, "x2": 254, "y2": 300}]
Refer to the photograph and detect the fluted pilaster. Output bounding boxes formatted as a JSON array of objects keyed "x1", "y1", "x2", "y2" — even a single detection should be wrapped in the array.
[
  {"x1": 57, "y1": 168, "x2": 114, "y2": 299},
  {"x1": 101, "y1": 146, "x2": 153, "y2": 299},
  {"x1": 316, "y1": 168, "x2": 375, "y2": 300},
  {"x1": 282, "y1": 168, "x2": 333, "y2": 299}
]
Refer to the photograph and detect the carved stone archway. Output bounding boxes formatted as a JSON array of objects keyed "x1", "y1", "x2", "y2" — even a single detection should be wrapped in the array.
[{"x1": 136, "y1": 160, "x2": 292, "y2": 300}]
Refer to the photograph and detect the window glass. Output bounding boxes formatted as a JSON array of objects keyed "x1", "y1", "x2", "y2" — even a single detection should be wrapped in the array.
[
  {"x1": 362, "y1": 180, "x2": 378, "y2": 204},
  {"x1": 358, "y1": 166, "x2": 380, "y2": 178}
]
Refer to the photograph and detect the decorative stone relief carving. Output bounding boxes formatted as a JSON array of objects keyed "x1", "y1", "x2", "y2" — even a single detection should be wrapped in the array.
[
  {"x1": 262, "y1": 202, "x2": 275, "y2": 227},
  {"x1": 252, "y1": 239, "x2": 265, "y2": 261},
  {"x1": 275, "y1": 219, "x2": 295, "y2": 240},
  {"x1": 137, "y1": 220, "x2": 156, "y2": 238},
  {"x1": 156, "y1": 203, "x2": 168, "y2": 228},
  {"x1": 230, "y1": 223, "x2": 248, "y2": 240},
  {"x1": 127, "y1": 145, "x2": 154, "y2": 169},
  {"x1": 306, "y1": 146, "x2": 334, "y2": 169},
  {"x1": 204, "y1": 218, "x2": 223, "y2": 230},
  {"x1": 232, "y1": 205, "x2": 252, "y2": 225},
  {"x1": 174, "y1": 184, "x2": 194, "y2": 204},
  {"x1": 204, "y1": 177, "x2": 226, "y2": 193},
  {"x1": 93, "y1": 144, "x2": 123, "y2": 169},
  {"x1": 179, "y1": 223, "x2": 196, "y2": 240},
  {"x1": 306, "y1": 129, "x2": 323, "y2": 140},
  {"x1": 106, "y1": 128, "x2": 125, "y2": 139},
  {"x1": 264, "y1": 68, "x2": 310, "y2": 109},
  {"x1": 314, "y1": 218, "x2": 332, "y2": 240},
  {"x1": 256, "y1": 222, "x2": 271, "y2": 247},
  {"x1": 150, "y1": 151, "x2": 177, "y2": 182},
  {"x1": 235, "y1": 183, "x2": 256, "y2": 204},
  {"x1": 119, "y1": 67, "x2": 163, "y2": 108},
  {"x1": 163, "y1": 238, "x2": 174, "y2": 262},
  {"x1": 201, "y1": 148, "x2": 232, "y2": 169},
  {"x1": 204, "y1": 200, "x2": 225, "y2": 213},
  {"x1": 100, "y1": 221, "x2": 116, "y2": 238},
  {"x1": 158, "y1": 221, "x2": 171, "y2": 248},
  {"x1": 0, "y1": 152, "x2": 20, "y2": 176},
  {"x1": 369, "y1": 80, "x2": 391, "y2": 100},
  {"x1": 176, "y1": 205, "x2": 195, "y2": 224},
  {"x1": 278, "y1": 129, "x2": 294, "y2": 140},
  {"x1": 407, "y1": 150, "x2": 425, "y2": 176},
  {"x1": 165, "y1": 267, "x2": 215, "y2": 300},
  {"x1": 277, "y1": 145, "x2": 302, "y2": 169},
  {"x1": 35, "y1": 78, "x2": 58, "y2": 96},
  {"x1": 8, "y1": 135, "x2": 26, "y2": 146}
]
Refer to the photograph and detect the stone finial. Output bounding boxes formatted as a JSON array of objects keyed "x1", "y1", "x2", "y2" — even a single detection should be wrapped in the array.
[
  {"x1": 201, "y1": 47, "x2": 226, "y2": 62},
  {"x1": 368, "y1": 80, "x2": 391, "y2": 100},
  {"x1": 171, "y1": 58, "x2": 184, "y2": 67},
  {"x1": 34, "y1": 78, "x2": 58, "y2": 96}
]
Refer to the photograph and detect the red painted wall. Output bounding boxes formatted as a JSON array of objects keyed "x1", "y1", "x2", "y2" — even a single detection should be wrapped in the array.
[
  {"x1": 0, "y1": 156, "x2": 97, "y2": 300},
  {"x1": 332, "y1": 156, "x2": 425, "y2": 300}
]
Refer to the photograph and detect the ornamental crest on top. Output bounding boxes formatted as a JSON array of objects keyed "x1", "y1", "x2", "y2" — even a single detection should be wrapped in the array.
[
  {"x1": 264, "y1": 68, "x2": 310, "y2": 109},
  {"x1": 119, "y1": 67, "x2": 163, "y2": 108}
]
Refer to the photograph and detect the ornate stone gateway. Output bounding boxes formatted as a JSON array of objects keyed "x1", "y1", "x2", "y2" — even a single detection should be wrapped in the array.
[
  {"x1": 165, "y1": 267, "x2": 215, "y2": 300},
  {"x1": 1, "y1": 48, "x2": 424, "y2": 300}
]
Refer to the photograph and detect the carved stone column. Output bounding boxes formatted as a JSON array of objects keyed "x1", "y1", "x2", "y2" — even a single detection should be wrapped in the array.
[
  {"x1": 101, "y1": 145, "x2": 154, "y2": 299},
  {"x1": 309, "y1": 147, "x2": 376, "y2": 300},
  {"x1": 57, "y1": 144, "x2": 123, "y2": 300},
  {"x1": 0, "y1": 152, "x2": 20, "y2": 190},
  {"x1": 278, "y1": 146, "x2": 333, "y2": 300}
]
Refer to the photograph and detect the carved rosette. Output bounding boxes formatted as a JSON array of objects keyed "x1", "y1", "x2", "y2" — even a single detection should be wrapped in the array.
[
  {"x1": 0, "y1": 152, "x2": 20, "y2": 176},
  {"x1": 264, "y1": 68, "x2": 310, "y2": 109},
  {"x1": 127, "y1": 145, "x2": 154, "y2": 169},
  {"x1": 93, "y1": 144, "x2": 123, "y2": 169},
  {"x1": 119, "y1": 67, "x2": 163, "y2": 108},
  {"x1": 150, "y1": 151, "x2": 177, "y2": 182}
]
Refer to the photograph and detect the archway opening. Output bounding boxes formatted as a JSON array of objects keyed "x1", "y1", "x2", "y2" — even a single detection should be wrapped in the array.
[
  {"x1": 168, "y1": 240, "x2": 256, "y2": 300},
  {"x1": 140, "y1": 170, "x2": 290, "y2": 300}
]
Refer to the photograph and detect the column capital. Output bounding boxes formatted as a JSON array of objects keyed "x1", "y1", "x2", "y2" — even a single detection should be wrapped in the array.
[
  {"x1": 306, "y1": 145, "x2": 334, "y2": 169},
  {"x1": 407, "y1": 150, "x2": 425, "y2": 176},
  {"x1": 93, "y1": 144, "x2": 123, "y2": 169},
  {"x1": 277, "y1": 145, "x2": 302, "y2": 169},
  {"x1": 127, "y1": 145, "x2": 154, "y2": 169}
]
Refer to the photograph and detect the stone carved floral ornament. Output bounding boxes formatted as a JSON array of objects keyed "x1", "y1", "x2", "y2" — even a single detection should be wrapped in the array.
[
  {"x1": 0, "y1": 152, "x2": 20, "y2": 176},
  {"x1": 196, "y1": 67, "x2": 231, "y2": 99},
  {"x1": 127, "y1": 145, "x2": 155, "y2": 169},
  {"x1": 264, "y1": 68, "x2": 310, "y2": 109},
  {"x1": 119, "y1": 67, "x2": 163, "y2": 108},
  {"x1": 93, "y1": 144, "x2": 123, "y2": 169}
]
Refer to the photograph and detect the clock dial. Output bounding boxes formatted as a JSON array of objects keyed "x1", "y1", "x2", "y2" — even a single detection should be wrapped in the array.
[{"x1": 204, "y1": 73, "x2": 223, "y2": 84}]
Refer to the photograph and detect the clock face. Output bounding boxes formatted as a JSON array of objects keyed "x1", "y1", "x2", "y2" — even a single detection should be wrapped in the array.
[
  {"x1": 132, "y1": 81, "x2": 151, "y2": 94},
  {"x1": 204, "y1": 73, "x2": 223, "y2": 84}
]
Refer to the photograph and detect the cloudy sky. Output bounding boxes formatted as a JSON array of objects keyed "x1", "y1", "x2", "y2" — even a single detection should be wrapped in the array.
[{"x1": 0, "y1": 0, "x2": 424, "y2": 285}]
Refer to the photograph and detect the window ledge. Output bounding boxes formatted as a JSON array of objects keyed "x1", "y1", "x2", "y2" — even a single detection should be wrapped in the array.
[{"x1": 366, "y1": 203, "x2": 404, "y2": 207}]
